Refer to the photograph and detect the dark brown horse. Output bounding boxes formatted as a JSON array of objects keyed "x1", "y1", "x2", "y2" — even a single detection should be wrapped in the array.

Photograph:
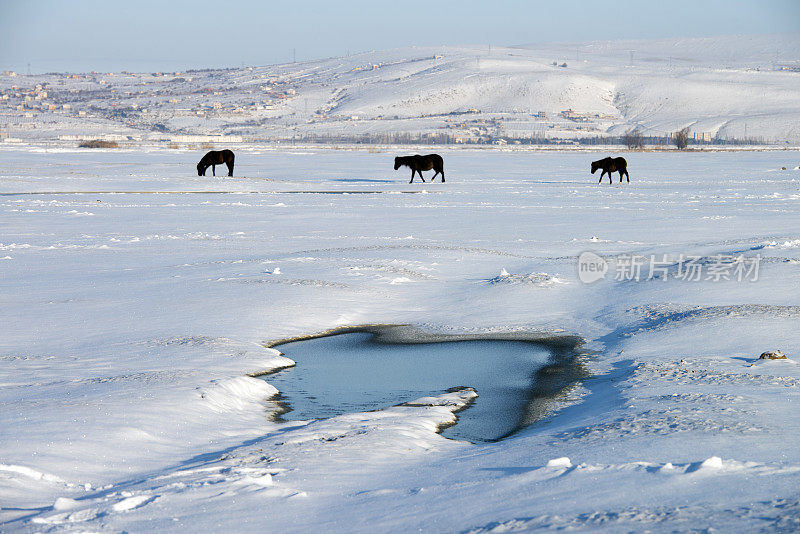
[
  {"x1": 394, "y1": 154, "x2": 445, "y2": 183},
  {"x1": 197, "y1": 149, "x2": 235, "y2": 177},
  {"x1": 591, "y1": 157, "x2": 629, "y2": 184}
]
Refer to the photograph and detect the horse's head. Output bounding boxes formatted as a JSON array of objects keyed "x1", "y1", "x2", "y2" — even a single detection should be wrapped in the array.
[
  {"x1": 197, "y1": 162, "x2": 206, "y2": 176},
  {"x1": 394, "y1": 157, "x2": 402, "y2": 170},
  {"x1": 590, "y1": 161, "x2": 600, "y2": 174}
]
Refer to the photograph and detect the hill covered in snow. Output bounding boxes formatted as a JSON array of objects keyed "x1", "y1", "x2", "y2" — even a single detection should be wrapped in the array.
[{"x1": 1, "y1": 34, "x2": 799, "y2": 146}]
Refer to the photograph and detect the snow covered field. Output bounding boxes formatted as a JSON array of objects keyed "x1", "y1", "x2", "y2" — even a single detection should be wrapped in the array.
[{"x1": 2, "y1": 145, "x2": 800, "y2": 531}]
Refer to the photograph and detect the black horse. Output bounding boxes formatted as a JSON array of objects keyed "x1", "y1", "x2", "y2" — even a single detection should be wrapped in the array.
[
  {"x1": 394, "y1": 154, "x2": 445, "y2": 183},
  {"x1": 197, "y1": 149, "x2": 235, "y2": 177},
  {"x1": 591, "y1": 157, "x2": 629, "y2": 184}
]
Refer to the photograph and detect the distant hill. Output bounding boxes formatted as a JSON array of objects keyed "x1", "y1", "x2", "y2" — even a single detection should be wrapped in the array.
[{"x1": 1, "y1": 34, "x2": 799, "y2": 146}]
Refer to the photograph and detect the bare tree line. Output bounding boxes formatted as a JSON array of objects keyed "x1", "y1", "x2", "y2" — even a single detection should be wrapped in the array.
[{"x1": 279, "y1": 130, "x2": 769, "y2": 148}]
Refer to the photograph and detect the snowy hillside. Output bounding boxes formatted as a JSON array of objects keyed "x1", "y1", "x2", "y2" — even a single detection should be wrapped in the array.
[{"x1": 1, "y1": 34, "x2": 799, "y2": 145}]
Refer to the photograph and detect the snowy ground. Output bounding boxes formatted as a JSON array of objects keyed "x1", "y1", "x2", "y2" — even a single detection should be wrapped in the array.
[{"x1": 1, "y1": 145, "x2": 800, "y2": 532}]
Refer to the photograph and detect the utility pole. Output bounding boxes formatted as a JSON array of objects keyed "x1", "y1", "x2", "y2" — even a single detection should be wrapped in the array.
[{"x1": 293, "y1": 49, "x2": 296, "y2": 64}]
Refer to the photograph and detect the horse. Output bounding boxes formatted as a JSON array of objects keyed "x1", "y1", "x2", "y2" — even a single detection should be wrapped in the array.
[
  {"x1": 591, "y1": 157, "x2": 629, "y2": 184},
  {"x1": 197, "y1": 149, "x2": 235, "y2": 177},
  {"x1": 394, "y1": 154, "x2": 445, "y2": 183}
]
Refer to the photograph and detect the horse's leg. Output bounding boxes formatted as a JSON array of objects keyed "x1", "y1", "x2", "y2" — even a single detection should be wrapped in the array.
[
  {"x1": 625, "y1": 170, "x2": 630, "y2": 183},
  {"x1": 227, "y1": 162, "x2": 234, "y2": 177},
  {"x1": 419, "y1": 171, "x2": 426, "y2": 183},
  {"x1": 212, "y1": 164, "x2": 216, "y2": 177}
]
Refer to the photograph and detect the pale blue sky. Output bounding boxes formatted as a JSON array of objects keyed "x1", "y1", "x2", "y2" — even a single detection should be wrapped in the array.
[{"x1": 1, "y1": 0, "x2": 798, "y2": 73}]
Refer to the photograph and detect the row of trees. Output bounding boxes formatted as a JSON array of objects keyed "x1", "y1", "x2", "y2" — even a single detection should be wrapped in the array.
[
  {"x1": 281, "y1": 129, "x2": 765, "y2": 148},
  {"x1": 624, "y1": 127, "x2": 690, "y2": 150}
]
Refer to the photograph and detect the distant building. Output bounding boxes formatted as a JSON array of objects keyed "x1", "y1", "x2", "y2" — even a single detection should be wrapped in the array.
[
  {"x1": 59, "y1": 134, "x2": 128, "y2": 142},
  {"x1": 560, "y1": 109, "x2": 589, "y2": 122}
]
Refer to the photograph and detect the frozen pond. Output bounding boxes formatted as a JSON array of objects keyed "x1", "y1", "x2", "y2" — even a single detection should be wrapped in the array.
[{"x1": 264, "y1": 330, "x2": 558, "y2": 442}]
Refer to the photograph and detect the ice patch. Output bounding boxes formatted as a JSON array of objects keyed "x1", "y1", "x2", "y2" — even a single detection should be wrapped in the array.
[
  {"x1": 113, "y1": 494, "x2": 157, "y2": 512},
  {"x1": 233, "y1": 472, "x2": 274, "y2": 488},
  {"x1": 0, "y1": 243, "x2": 31, "y2": 250},
  {"x1": 765, "y1": 239, "x2": 800, "y2": 249},
  {"x1": 0, "y1": 463, "x2": 65, "y2": 483},
  {"x1": 199, "y1": 377, "x2": 279, "y2": 413},
  {"x1": 53, "y1": 497, "x2": 80, "y2": 510},
  {"x1": 699, "y1": 456, "x2": 724, "y2": 470},
  {"x1": 32, "y1": 507, "x2": 99, "y2": 524},
  {"x1": 546, "y1": 457, "x2": 572, "y2": 468},
  {"x1": 487, "y1": 271, "x2": 563, "y2": 287}
]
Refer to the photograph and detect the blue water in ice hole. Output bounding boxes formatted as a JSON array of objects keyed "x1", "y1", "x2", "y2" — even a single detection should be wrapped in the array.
[{"x1": 264, "y1": 332, "x2": 552, "y2": 442}]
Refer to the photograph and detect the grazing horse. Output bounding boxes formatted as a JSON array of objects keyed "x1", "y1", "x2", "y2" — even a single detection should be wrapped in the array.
[
  {"x1": 591, "y1": 157, "x2": 629, "y2": 184},
  {"x1": 394, "y1": 154, "x2": 445, "y2": 183},
  {"x1": 197, "y1": 149, "x2": 235, "y2": 177}
]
